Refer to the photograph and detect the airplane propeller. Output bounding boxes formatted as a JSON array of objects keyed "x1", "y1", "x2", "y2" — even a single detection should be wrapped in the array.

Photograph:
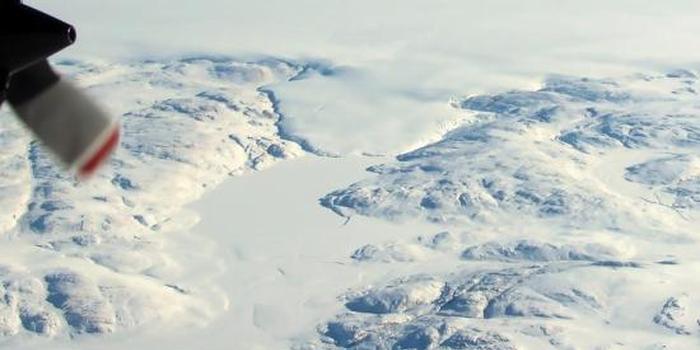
[{"x1": 0, "y1": 1, "x2": 120, "y2": 178}]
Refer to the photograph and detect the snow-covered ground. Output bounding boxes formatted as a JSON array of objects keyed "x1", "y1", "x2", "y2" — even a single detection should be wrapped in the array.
[
  {"x1": 0, "y1": 57, "x2": 307, "y2": 345},
  {"x1": 2, "y1": 1, "x2": 700, "y2": 349},
  {"x1": 312, "y1": 72, "x2": 700, "y2": 349}
]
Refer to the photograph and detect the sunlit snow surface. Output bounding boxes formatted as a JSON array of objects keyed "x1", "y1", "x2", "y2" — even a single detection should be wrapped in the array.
[
  {"x1": 0, "y1": 57, "x2": 308, "y2": 341},
  {"x1": 312, "y1": 71, "x2": 700, "y2": 349},
  {"x1": 2, "y1": 58, "x2": 700, "y2": 350}
]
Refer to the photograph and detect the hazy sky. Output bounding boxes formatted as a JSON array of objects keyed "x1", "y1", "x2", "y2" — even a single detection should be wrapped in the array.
[{"x1": 29, "y1": 0, "x2": 700, "y2": 71}]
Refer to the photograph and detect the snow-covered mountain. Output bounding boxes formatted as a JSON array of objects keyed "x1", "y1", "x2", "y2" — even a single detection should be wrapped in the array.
[
  {"x1": 2, "y1": 55, "x2": 700, "y2": 350},
  {"x1": 0, "y1": 56, "x2": 311, "y2": 341},
  {"x1": 310, "y1": 72, "x2": 700, "y2": 349}
]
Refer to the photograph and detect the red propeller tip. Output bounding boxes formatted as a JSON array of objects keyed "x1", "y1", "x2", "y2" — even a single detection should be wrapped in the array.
[{"x1": 78, "y1": 126, "x2": 120, "y2": 178}]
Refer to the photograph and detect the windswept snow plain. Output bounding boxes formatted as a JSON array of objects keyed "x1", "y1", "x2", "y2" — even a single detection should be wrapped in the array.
[{"x1": 1, "y1": 56, "x2": 700, "y2": 350}]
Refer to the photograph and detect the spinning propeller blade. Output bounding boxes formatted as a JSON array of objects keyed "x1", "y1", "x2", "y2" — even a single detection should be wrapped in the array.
[{"x1": 1, "y1": 1, "x2": 119, "y2": 178}]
